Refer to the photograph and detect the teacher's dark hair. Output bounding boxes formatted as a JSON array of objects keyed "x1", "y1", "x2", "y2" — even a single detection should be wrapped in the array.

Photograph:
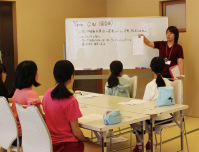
[
  {"x1": 150, "y1": 57, "x2": 166, "y2": 87},
  {"x1": 14, "y1": 60, "x2": 40, "y2": 90},
  {"x1": 51, "y1": 60, "x2": 74, "y2": 100},
  {"x1": 108, "y1": 60, "x2": 123, "y2": 88},
  {"x1": 166, "y1": 26, "x2": 179, "y2": 43},
  {"x1": 0, "y1": 64, "x2": 6, "y2": 84}
]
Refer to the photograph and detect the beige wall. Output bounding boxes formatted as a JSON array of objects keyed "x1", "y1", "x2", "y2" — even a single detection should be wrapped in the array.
[
  {"x1": 107, "y1": 0, "x2": 161, "y2": 17},
  {"x1": 182, "y1": 0, "x2": 199, "y2": 117},
  {"x1": 10, "y1": 0, "x2": 107, "y2": 95},
  {"x1": 107, "y1": 0, "x2": 199, "y2": 117}
]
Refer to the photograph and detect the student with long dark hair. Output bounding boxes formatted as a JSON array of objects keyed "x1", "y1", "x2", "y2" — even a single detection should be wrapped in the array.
[
  {"x1": 1, "y1": 61, "x2": 44, "y2": 152},
  {"x1": 138, "y1": 26, "x2": 184, "y2": 79},
  {"x1": 132, "y1": 57, "x2": 173, "y2": 152},
  {"x1": 105, "y1": 60, "x2": 131, "y2": 97},
  {"x1": 42, "y1": 60, "x2": 101, "y2": 152},
  {"x1": 0, "y1": 64, "x2": 12, "y2": 103}
]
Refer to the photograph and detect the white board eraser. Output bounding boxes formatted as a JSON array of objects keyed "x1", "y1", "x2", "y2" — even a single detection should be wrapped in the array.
[
  {"x1": 83, "y1": 68, "x2": 91, "y2": 70},
  {"x1": 95, "y1": 68, "x2": 103, "y2": 70}
]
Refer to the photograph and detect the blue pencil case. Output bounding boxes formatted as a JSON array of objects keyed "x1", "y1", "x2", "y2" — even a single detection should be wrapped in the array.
[{"x1": 103, "y1": 109, "x2": 122, "y2": 125}]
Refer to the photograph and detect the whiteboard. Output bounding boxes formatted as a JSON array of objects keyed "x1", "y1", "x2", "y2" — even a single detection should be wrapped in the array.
[{"x1": 65, "y1": 17, "x2": 168, "y2": 70}]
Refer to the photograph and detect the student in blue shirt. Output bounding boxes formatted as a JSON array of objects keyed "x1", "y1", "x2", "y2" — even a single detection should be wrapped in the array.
[
  {"x1": 105, "y1": 60, "x2": 131, "y2": 138},
  {"x1": 105, "y1": 60, "x2": 131, "y2": 98}
]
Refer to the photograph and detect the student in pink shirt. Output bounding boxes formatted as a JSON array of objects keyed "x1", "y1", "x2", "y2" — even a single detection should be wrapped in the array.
[
  {"x1": 0, "y1": 61, "x2": 44, "y2": 152},
  {"x1": 42, "y1": 60, "x2": 101, "y2": 152}
]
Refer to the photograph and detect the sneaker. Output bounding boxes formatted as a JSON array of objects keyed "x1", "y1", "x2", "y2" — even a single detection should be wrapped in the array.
[
  {"x1": 132, "y1": 143, "x2": 142, "y2": 152},
  {"x1": 146, "y1": 141, "x2": 151, "y2": 150}
]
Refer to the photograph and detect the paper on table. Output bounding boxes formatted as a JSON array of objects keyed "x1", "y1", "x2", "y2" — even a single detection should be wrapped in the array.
[
  {"x1": 118, "y1": 99, "x2": 148, "y2": 106},
  {"x1": 81, "y1": 95, "x2": 93, "y2": 98},
  {"x1": 78, "y1": 113, "x2": 103, "y2": 123},
  {"x1": 145, "y1": 106, "x2": 156, "y2": 110},
  {"x1": 76, "y1": 93, "x2": 103, "y2": 98},
  {"x1": 80, "y1": 105, "x2": 87, "y2": 108},
  {"x1": 75, "y1": 95, "x2": 93, "y2": 98},
  {"x1": 132, "y1": 36, "x2": 144, "y2": 55},
  {"x1": 87, "y1": 93, "x2": 104, "y2": 97}
]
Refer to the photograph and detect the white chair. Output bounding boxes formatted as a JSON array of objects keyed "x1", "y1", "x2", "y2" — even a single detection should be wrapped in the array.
[
  {"x1": 0, "y1": 97, "x2": 21, "y2": 152},
  {"x1": 15, "y1": 102, "x2": 53, "y2": 152},
  {"x1": 122, "y1": 74, "x2": 138, "y2": 98},
  {"x1": 154, "y1": 79, "x2": 189, "y2": 152}
]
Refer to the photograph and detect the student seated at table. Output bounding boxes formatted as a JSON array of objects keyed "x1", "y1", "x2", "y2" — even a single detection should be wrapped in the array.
[
  {"x1": 105, "y1": 60, "x2": 131, "y2": 98},
  {"x1": 0, "y1": 64, "x2": 13, "y2": 103},
  {"x1": 42, "y1": 60, "x2": 101, "y2": 152},
  {"x1": 0, "y1": 61, "x2": 45, "y2": 152},
  {"x1": 132, "y1": 57, "x2": 173, "y2": 152}
]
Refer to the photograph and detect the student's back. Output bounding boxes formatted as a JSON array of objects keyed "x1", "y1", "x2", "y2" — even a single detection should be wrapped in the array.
[
  {"x1": 143, "y1": 78, "x2": 171, "y2": 101},
  {"x1": 105, "y1": 60, "x2": 131, "y2": 98},
  {"x1": 42, "y1": 88, "x2": 82, "y2": 143},
  {"x1": 132, "y1": 57, "x2": 173, "y2": 152},
  {"x1": 143, "y1": 57, "x2": 172, "y2": 121},
  {"x1": 43, "y1": 60, "x2": 101, "y2": 152},
  {"x1": 143, "y1": 78, "x2": 172, "y2": 120},
  {"x1": 105, "y1": 77, "x2": 130, "y2": 97}
]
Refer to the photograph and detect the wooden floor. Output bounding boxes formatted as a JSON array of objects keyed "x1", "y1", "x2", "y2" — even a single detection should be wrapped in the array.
[{"x1": 82, "y1": 116, "x2": 199, "y2": 152}]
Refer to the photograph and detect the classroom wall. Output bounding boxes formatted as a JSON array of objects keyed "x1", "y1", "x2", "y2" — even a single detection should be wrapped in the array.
[
  {"x1": 181, "y1": 0, "x2": 199, "y2": 117},
  {"x1": 106, "y1": 0, "x2": 199, "y2": 117},
  {"x1": 107, "y1": 0, "x2": 161, "y2": 17},
  {"x1": 7, "y1": 0, "x2": 107, "y2": 95}
]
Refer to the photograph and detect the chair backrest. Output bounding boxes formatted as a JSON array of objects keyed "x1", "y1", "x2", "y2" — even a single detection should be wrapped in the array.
[
  {"x1": 0, "y1": 97, "x2": 18, "y2": 149},
  {"x1": 122, "y1": 75, "x2": 138, "y2": 98},
  {"x1": 15, "y1": 102, "x2": 53, "y2": 152},
  {"x1": 171, "y1": 80, "x2": 183, "y2": 119}
]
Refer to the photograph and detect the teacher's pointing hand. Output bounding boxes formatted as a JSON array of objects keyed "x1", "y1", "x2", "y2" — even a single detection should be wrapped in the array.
[{"x1": 138, "y1": 34, "x2": 145, "y2": 38}]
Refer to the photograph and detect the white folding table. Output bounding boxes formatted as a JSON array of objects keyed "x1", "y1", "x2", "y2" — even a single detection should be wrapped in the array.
[
  {"x1": 77, "y1": 93, "x2": 188, "y2": 152},
  {"x1": 79, "y1": 103, "x2": 150, "y2": 152}
]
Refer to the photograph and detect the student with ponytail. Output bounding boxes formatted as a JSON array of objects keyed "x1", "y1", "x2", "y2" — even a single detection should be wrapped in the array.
[
  {"x1": 132, "y1": 57, "x2": 173, "y2": 152},
  {"x1": 42, "y1": 60, "x2": 101, "y2": 152},
  {"x1": 105, "y1": 60, "x2": 131, "y2": 98}
]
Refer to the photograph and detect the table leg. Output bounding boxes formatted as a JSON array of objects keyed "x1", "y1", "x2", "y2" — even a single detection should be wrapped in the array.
[
  {"x1": 180, "y1": 110, "x2": 184, "y2": 151},
  {"x1": 100, "y1": 131, "x2": 107, "y2": 152},
  {"x1": 110, "y1": 130, "x2": 113, "y2": 150},
  {"x1": 130, "y1": 127, "x2": 132, "y2": 152},
  {"x1": 94, "y1": 131, "x2": 102, "y2": 145},
  {"x1": 91, "y1": 131, "x2": 93, "y2": 142},
  {"x1": 141, "y1": 121, "x2": 146, "y2": 152},
  {"x1": 150, "y1": 118, "x2": 155, "y2": 152}
]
